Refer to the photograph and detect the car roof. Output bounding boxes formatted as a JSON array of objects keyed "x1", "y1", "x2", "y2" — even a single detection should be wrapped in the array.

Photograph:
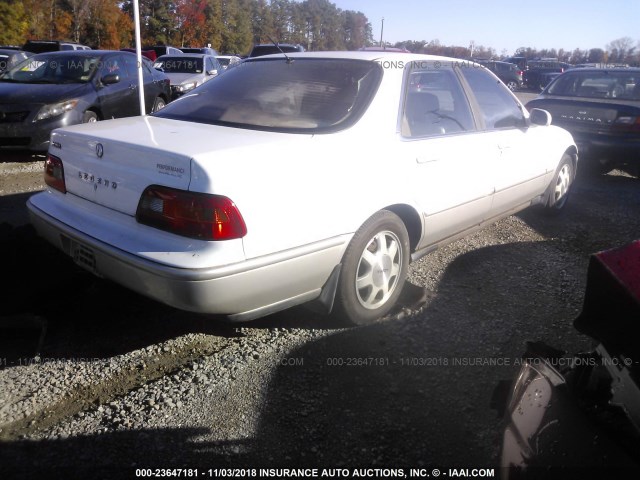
[
  {"x1": 565, "y1": 67, "x2": 640, "y2": 73},
  {"x1": 156, "y1": 53, "x2": 212, "y2": 58},
  {"x1": 245, "y1": 50, "x2": 465, "y2": 64},
  {"x1": 30, "y1": 50, "x2": 116, "y2": 56},
  {"x1": 0, "y1": 49, "x2": 28, "y2": 55}
]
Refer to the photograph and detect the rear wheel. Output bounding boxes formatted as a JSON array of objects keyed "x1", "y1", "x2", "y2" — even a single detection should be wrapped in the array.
[
  {"x1": 152, "y1": 97, "x2": 166, "y2": 113},
  {"x1": 335, "y1": 210, "x2": 410, "y2": 326},
  {"x1": 506, "y1": 80, "x2": 518, "y2": 91}
]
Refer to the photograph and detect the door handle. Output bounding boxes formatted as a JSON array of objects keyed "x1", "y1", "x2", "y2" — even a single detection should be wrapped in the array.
[
  {"x1": 498, "y1": 144, "x2": 512, "y2": 150},
  {"x1": 416, "y1": 157, "x2": 439, "y2": 164}
]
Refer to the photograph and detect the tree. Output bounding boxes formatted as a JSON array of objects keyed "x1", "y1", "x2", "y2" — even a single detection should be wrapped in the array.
[
  {"x1": 139, "y1": 0, "x2": 177, "y2": 45},
  {"x1": 251, "y1": 0, "x2": 275, "y2": 45},
  {"x1": 85, "y1": 0, "x2": 132, "y2": 49},
  {"x1": 607, "y1": 37, "x2": 635, "y2": 64},
  {"x1": 220, "y1": 0, "x2": 252, "y2": 55},
  {"x1": 0, "y1": 0, "x2": 28, "y2": 45},
  {"x1": 65, "y1": 0, "x2": 91, "y2": 43},
  {"x1": 343, "y1": 10, "x2": 371, "y2": 50},
  {"x1": 175, "y1": 0, "x2": 208, "y2": 47},
  {"x1": 588, "y1": 47, "x2": 606, "y2": 63},
  {"x1": 204, "y1": 0, "x2": 224, "y2": 51}
]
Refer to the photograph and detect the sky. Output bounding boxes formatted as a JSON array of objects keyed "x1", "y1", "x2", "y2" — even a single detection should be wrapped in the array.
[{"x1": 331, "y1": 0, "x2": 640, "y2": 55}]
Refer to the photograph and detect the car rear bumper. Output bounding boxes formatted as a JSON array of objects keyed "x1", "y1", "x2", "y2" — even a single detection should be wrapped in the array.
[
  {"x1": 27, "y1": 195, "x2": 349, "y2": 321},
  {"x1": 570, "y1": 132, "x2": 640, "y2": 164}
]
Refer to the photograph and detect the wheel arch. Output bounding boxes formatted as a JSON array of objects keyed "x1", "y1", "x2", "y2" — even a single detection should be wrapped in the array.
[
  {"x1": 315, "y1": 204, "x2": 421, "y2": 317},
  {"x1": 565, "y1": 145, "x2": 578, "y2": 173},
  {"x1": 381, "y1": 203, "x2": 422, "y2": 254},
  {"x1": 85, "y1": 107, "x2": 102, "y2": 120}
]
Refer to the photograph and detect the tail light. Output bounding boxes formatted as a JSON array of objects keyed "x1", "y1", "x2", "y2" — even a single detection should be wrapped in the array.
[
  {"x1": 44, "y1": 154, "x2": 66, "y2": 193},
  {"x1": 136, "y1": 185, "x2": 247, "y2": 241},
  {"x1": 612, "y1": 116, "x2": 640, "y2": 133}
]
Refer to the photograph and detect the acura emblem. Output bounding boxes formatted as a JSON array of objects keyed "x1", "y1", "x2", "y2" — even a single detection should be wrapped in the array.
[
  {"x1": 96, "y1": 143, "x2": 104, "y2": 158},
  {"x1": 578, "y1": 110, "x2": 587, "y2": 115}
]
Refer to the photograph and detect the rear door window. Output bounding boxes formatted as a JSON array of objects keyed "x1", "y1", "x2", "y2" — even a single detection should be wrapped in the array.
[
  {"x1": 460, "y1": 66, "x2": 526, "y2": 129},
  {"x1": 402, "y1": 64, "x2": 475, "y2": 138}
]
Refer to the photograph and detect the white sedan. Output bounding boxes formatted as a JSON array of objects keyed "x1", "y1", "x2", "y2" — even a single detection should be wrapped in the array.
[{"x1": 27, "y1": 52, "x2": 577, "y2": 325}]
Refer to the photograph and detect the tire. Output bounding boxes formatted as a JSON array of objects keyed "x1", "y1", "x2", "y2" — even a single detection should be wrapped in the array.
[
  {"x1": 152, "y1": 97, "x2": 166, "y2": 113},
  {"x1": 544, "y1": 153, "x2": 573, "y2": 214},
  {"x1": 82, "y1": 111, "x2": 98, "y2": 123},
  {"x1": 335, "y1": 210, "x2": 410, "y2": 326},
  {"x1": 506, "y1": 80, "x2": 518, "y2": 91}
]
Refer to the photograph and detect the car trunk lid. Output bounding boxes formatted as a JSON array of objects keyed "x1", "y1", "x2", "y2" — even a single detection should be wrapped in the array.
[
  {"x1": 532, "y1": 97, "x2": 640, "y2": 135},
  {"x1": 49, "y1": 116, "x2": 293, "y2": 216}
]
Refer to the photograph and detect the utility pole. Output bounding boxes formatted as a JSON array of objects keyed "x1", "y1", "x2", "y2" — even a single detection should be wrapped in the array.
[{"x1": 379, "y1": 18, "x2": 384, "y2": 48}]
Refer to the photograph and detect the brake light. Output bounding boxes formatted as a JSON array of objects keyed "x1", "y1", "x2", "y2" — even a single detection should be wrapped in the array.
[
  {"x1": 44, "y1": 154, "x2": 66, "y2": 193},
  {"x1": 613, "y1": 116, "x2": 640, "y2": 133},
  {"x1": 136, "y1": 185, "x2": 247, "y2": 240}
]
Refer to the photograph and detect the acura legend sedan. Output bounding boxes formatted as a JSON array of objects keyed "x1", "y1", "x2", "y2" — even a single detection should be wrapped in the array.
[{"x1": 27, "y1": 52, "x2": 577, "y2": 325}]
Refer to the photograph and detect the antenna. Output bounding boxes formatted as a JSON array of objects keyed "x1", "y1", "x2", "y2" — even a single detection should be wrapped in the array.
[{"x1": 266, "y1": 35, "x2": 294, "y2": 64}]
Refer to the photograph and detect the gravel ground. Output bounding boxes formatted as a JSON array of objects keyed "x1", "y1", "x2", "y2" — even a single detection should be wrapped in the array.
[{"x1": 0, "y1": 146, "x2": 639, "y2": 479}]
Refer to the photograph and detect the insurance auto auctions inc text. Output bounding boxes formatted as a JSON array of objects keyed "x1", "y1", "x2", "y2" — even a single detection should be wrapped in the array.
[{"x1": 250, "y1": 468, "x2": 495, "y2": 478}]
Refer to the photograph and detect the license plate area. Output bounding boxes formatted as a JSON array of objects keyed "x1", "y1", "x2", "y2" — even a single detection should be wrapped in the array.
[{"x1": 61, "y1": 235, "x2": 99, "y2": 276}]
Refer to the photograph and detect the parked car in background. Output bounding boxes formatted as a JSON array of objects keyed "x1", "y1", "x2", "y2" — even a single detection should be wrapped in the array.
[
  {"x1": 0, "y1": 50, "x2": 170, "y2": 151},
  {"x1": 154, "y1": 53, "x2": 221, "y2": 99},
  {"x1": 120, "y1": 48, "x2": 158, "y2": 61},
  {"x1": 216, "y1": 55, "x2": 242, "y2": 70},
  {"x1": 478, "y1": 60, "x2": 523, "y2": 91},
  {"x1": 27, "y1": 52, "x2": 576, "y2": 326},
  {"x1": 181, "y1": 47, "x2": 219, "y2": 56},
  {"x1": 145, "y1": 46, "x2": 183, "y2": 58},
  {"x1": 524, "y1": 60, "x2": 572, "y2": 91},
  {"x1": 23, "y1": 40, "x2": 90, "y2": 53},
  {"x1": 248, "y1": 43, "x2": 305, "y2": 57},
  {"x1": 526, "y1": 67, "x2": 640, "y2": 174},
  {"x1": 504, "y1": 55, "x2": 527, "y2": 71},
  {"x1": 0, "y1": 49, "x2": 33, "y2": 73}
]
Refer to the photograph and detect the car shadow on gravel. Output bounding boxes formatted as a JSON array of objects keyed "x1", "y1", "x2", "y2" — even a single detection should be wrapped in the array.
[
  {"x1": 0, "y1": 238, "x2": 601, "y2": 476},
  {"x1": 248, "y1": 238, "x2": 602, "y2": 470},
  {"x1": 0, "y1": 223, "x2": 248, "y2": 365},
  {"x1": 518, "y1": 171, "x2": 640, "y2": 257}
]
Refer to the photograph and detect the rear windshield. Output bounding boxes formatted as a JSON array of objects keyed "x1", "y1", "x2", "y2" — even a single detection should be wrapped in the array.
[
  {"x1": 547, "y1": 71, "x2": 640, "y2": 100},
  {"x1": 153, "y1": 58, "x2": 383, "y2": 133}
]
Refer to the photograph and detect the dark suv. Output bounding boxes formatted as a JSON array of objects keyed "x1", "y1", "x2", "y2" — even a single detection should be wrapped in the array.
[
  {"x1": 248, "y1": 43, "x2": 305, "y2": 58},
  {"x1": 22, "y1": 40, "x2": 91, "y2": 53},
  {"x1": 480, "y1": 61, "x2": 523, "y2": 91},
  {"x1": 524, "y1": 60, "x2": 572, "y2": 91}
]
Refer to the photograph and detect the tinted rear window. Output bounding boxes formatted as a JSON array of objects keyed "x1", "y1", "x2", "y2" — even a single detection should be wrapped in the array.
[
  {"x1": 547, "y1": 71, "x2": 640, "y2": 100},
  {"x1": 153, "y1": 58, "x2": 383, "y2": 133}
]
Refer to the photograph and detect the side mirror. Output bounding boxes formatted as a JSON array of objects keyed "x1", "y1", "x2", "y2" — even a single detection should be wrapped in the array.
[
  {"x1": 101, "y1": 73, "x2": 120, "y2": 85},
  {"x1": 529, "y1": 108, "x2": 552, "y2": 126}
]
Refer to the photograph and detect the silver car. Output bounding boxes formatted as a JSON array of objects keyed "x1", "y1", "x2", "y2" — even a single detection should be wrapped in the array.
[{"x1": 154, "y1": 53, "x2": 221, "y2": 100}]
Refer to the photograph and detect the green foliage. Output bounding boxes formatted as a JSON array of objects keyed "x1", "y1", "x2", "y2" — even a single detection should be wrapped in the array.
[{"x1": 0, "y1": 0, "x2": 28, "y2": 45}]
